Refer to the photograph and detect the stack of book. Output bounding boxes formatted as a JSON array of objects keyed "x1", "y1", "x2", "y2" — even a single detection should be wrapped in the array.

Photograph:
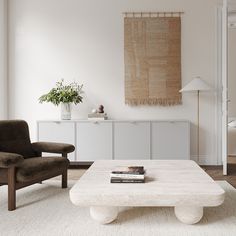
[
  {"x1": 110, "y1": 166, "x2": 145, "y2": 183},
  {"x1": 88, "y1": 113, "x2": 108, "y2": 120}
]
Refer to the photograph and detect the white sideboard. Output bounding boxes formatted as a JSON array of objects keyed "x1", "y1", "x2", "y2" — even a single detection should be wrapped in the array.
[
  {"x1": 76, "y1": 122, "x2": 113, "y2": 161},
  {"x1": 114, "y1": 121, "x2": 150, "y2": 160},
  {"x1": 37, "y1": 120, "x2": 190, "y2": 162}
]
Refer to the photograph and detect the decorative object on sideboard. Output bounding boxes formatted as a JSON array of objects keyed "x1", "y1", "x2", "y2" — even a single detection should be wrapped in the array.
[
  {"x1": 98, "y1": 105, "x2": 104, "y2": 113},
  {"x1": 180, "y1": 76, "x2": 212, "y2": 163},
  {"x1": 88, "y1": 113, "x2": 108, "y2": 121},
  {"x1": 61, "y1": 103, "x2": 71, "y2": 120},
  {"x1": 39, "y1": 79, "x2": 83, "y2": 120},
  {"x1": 91, "y1": 108, "x2": 97, "y2": 114},
  {"x1": 88, "y1": 105, "x2": 108, "y2": 120},
  {"x1": 124, "y1": 12, "x2": 183, "y2": 106}
]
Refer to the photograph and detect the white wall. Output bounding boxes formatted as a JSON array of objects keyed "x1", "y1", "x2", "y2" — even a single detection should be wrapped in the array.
[
  {"x1": 228, "y1": 27, "x2": 236, "y2": 117},
  {"x1": 0, "y1": 0, "x2": 8, "y2": 119},
  {"x1": 8, "y1": 0, "x2": 219, "y2": 164}
]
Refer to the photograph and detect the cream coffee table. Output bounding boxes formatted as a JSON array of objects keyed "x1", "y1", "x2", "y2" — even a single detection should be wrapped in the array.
[{"x1": 70, "y1": 160, "x2": 225, "y2": 225}]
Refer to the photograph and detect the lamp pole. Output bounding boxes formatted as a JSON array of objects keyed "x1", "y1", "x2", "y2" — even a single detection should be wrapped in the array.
[
  {"x1": 197, "y1": 90, "x2": 200, "y2": 163},
  {"x1": 179, "y1": 77, "x2": 211, "y2": 165}
]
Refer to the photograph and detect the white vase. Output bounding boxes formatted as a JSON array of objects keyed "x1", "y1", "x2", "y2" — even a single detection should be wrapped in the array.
[{"x1": 61, "y1": 103, "x2": 71, "y2": 120}]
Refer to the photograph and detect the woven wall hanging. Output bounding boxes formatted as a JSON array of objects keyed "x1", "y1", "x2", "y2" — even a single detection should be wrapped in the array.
[{"x1": 124, "y1": 13, "x2": 182, "y2": 106}]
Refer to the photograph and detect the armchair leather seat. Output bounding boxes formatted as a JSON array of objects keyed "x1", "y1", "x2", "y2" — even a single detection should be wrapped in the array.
[{"x1": 16, "y1": 157, "x2": 70, "y2": 182}]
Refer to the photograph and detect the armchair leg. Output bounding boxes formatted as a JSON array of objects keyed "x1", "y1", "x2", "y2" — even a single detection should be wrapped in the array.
[
  {"x1": 62, "y1": 169, "x2": 68, "y2": 188},
  {"x1": 8, "y1": 167, "x2": 16, "y2": 211},
  {"x1": 62, "y1": 153, "x2": 68, "y2": 188}
]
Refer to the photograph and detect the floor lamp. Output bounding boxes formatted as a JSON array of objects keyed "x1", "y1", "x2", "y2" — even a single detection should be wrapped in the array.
[{"x1": 180, "y1": 76, "x2": 212, "y2": 163}]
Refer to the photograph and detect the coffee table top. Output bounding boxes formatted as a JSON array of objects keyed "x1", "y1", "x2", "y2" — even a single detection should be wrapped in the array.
[{"x1": 70, "y1": 160, "x2": 225, "y2": 207}]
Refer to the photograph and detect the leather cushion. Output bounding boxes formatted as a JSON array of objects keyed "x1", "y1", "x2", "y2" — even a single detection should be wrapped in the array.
[
  {"x1": 0, "y1": 120, "x2": 38, "y2": 158},
  {"x1": 16, "y1": 157, "x2": 69, "y2": 182},
  {"x1": 32, "y1": 142, "x2": 75, "y2": 154},
  {"x1": 0, "y1": 152, "x2": 24, "y2": 168}
]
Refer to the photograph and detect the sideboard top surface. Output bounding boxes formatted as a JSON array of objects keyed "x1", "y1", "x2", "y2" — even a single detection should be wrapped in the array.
[{"x1": 37, "y1": 119, "x2": 190, "y2": 123}]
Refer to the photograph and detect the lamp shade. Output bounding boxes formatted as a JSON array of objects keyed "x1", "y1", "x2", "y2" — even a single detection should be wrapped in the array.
[{"x1": 179, "y1": 76, "x2": 212, "y2": 92}]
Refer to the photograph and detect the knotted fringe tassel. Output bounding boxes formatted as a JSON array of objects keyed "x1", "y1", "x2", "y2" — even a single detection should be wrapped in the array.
[{"x1": 125, "y1": 98, "x2": 182, "y2": 106}]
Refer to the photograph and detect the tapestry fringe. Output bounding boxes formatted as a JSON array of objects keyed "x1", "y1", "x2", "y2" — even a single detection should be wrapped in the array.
[{"x1": 125, "y1": 98, "x2": 182, "y2": 106}]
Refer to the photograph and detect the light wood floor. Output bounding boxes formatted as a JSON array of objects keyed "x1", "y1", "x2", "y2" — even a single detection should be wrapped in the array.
[{"x1": 56, "y1": 157, "x2": 236, "y2": 188}]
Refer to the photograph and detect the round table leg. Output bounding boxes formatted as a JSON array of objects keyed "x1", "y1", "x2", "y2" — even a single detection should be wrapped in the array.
[
  {"x1": 90, "y1": 206, "x2": 118, "y2": 224},
  {"x1": 174, "y1": 206, "x2": 203, "y2": 224}
]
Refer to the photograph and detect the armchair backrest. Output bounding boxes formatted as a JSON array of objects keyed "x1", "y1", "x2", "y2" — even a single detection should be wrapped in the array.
[{"x1": 0, "y1": 120, "x2": 37, "y2": 158}]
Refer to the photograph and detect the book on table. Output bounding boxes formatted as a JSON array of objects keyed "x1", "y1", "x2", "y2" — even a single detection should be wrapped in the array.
[
  {"x1": 110, "y1": 166, "x2": 145, "y2": 183},
  {"x1": 110, "y1": 173, "x2": 144, "y2": 179},
  {"x1": 110, "y1": 178, "x2": 144, "y2": 183},
  {"x1": 111, "y1": 166, "x2": 145, "y2": 175}
]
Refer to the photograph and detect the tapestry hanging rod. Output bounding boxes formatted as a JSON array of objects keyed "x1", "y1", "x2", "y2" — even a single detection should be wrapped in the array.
[{"x1": 123, "y1": 11, "x2": 184, "y2": 17}]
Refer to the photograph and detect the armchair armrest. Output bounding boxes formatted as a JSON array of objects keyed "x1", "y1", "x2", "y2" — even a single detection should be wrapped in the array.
[
  {"x1": 32, "y1": 142, "x2": 75, "y2": 154},
  {"x1": 0, "y1": 152, "x2": 24, "y2": 168}
]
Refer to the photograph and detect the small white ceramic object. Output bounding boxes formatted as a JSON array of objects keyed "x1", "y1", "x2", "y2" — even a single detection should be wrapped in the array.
[{"x1": 91, "y1": 109, "x2": 97, "y2": 114}]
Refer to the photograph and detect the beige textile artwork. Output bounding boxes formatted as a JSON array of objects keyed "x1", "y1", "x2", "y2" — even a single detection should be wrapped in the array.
[{"x1": 124, "y1": 16, "x2": 182, "y2": 106}]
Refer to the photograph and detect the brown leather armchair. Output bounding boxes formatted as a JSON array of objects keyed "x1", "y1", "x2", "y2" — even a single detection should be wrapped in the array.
[{"x1": 0, "y1": 120, "x2": 75, "y2": 211}]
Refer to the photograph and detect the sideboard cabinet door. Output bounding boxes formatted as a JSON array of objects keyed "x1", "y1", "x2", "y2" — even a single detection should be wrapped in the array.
[
  {"x1": 38, "y1": 122, "x2": 76, "y2": 161},
  {"x1": 151, "y1": 121, "x2": 190, "y2": 160},
  {"x1": 114, "y1": 122, "x2": 150, "y2": 160},
  {"x1": 76, "y1": 122, "x2": 112, "y2": 161}
]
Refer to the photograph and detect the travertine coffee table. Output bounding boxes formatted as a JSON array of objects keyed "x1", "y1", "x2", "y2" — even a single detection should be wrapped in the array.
[{"x1": 70, "y1": 160, "x2": 225, "y2": 225}]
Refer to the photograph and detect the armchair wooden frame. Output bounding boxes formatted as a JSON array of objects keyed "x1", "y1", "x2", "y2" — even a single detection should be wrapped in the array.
[
  {"x1": 0, "y1": 153, "x2": 68, "y2": 211},
  {"x1": 0, "y1": 120, "x2": 75, "y2": 211}
]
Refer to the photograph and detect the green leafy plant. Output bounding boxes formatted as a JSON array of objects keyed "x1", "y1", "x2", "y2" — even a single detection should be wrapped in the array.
[{"x1": 39, "y1": 79, "x2": 83, "y2": 106}]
